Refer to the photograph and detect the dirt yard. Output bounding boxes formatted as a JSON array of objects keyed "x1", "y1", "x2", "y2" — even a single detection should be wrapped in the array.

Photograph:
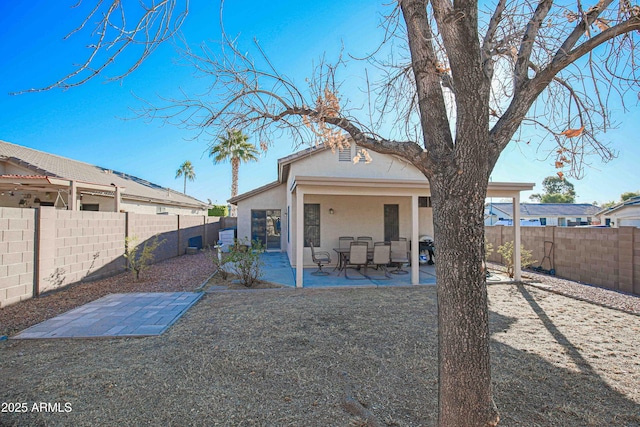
[{"x1": 1, "y1": 268, "x2": 639, "y2": 426}]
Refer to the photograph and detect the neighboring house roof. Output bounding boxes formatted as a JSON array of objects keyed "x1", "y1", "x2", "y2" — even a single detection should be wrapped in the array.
[
  {"x1": 486, "y1": 202, "x2": 601, "y2": 217},
  {"x1": 597, "y1": 196, "x2": 640, "y2": 216},
  {"x1": 0, "y1": 140, "x2": 207, "y2": 208}
]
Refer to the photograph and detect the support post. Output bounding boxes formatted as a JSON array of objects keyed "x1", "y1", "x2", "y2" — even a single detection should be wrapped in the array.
[
  {"x1": 295, "y1": 189, "x2": 304, "y2": 288},
  {"x1": 114, "y1": 186, "x2": 122, "y2": 212},
  {"x1": 513, "y1": 193, "x2": 522, "y2": 281},
  {"x1": 411, "y1": 194, "x2": 419, "y2": 285},
  {"x1": 68, "y1": 181, "x2": 77, "y2": 211}
]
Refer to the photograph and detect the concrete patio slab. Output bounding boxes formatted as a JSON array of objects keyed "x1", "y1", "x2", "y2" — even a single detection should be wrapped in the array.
[
  {"x1": 12, "y1": 292, "x2": 202, "y2": 339},
  {"x1": 258, "y1": 252, "x2": 438, "y2": 288}
]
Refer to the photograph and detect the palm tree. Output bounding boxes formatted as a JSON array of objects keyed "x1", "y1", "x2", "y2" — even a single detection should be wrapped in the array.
[
  {"x1": 209, "y1": 129, "x2": 259, "y2": 216},
  {"x1": 175, "y1": 160, "x2": 196, "y2": 194}
]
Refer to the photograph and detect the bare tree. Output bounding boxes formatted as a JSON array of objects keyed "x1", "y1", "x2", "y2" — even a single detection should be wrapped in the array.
[
  {"x1": 26, "y1": 0, "x2": 640, "y2": 425},
  {"x1": 12, "y1": 0, "x2": 188, "y2": 94}
]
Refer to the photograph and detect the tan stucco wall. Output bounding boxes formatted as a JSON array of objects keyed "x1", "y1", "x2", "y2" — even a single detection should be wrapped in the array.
[
  {"x1": 236, "y1": 183, "x2": 287, "y2": 248},
  {"x1": 287, "y1": 146, "x2": 427, "y2": 184},
  {"x1": 294, "y1": 194, "x2": 433, "y2": 266}
]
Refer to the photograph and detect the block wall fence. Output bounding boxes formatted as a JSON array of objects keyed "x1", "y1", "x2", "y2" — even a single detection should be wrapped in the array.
[
  {"x1": 0, "y1": 207, "x2": 237, "y2": 307},
  {"x1": 485, "y1": 225, "x2": 640, "y2": 296}
]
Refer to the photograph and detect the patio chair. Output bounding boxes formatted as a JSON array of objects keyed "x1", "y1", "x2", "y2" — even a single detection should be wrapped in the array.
[
  {"x1": 357, "y1": 236, "x2": 373, "y2": 248},
  {"x1": 357, "y1": 236, "x2": 374, "y2": 259},
  {"x1": 337, "y1": 236, "x2": 355, "y2": 270},
  {"x1": 345, "y1": 241, "x2": 369, "y2": 280},
  {"x1": 366, "y1": 242, "x2": 391, "y2": 279},
  {"x1": 390, "y1": 239, "x2": 409, "y2": 275},
  {"x1": 339, "y1": 236, "x2": 354, "y2": 249},
  {"x1": 307, "y1": 239, "x2": 332, "y2": 276}
]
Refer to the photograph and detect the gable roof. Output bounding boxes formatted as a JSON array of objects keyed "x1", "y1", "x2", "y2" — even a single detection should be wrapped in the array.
[
  {"x1": 487, "y1": 202, "x2": 601, "y2": 217},
  {"x1": 230, "y1": 144, "x2": 534, "y2": 204},
  {"x1": 0, "y1": 140, "x2": 207, "y2": 208},
  {"x1": 597, "y1": 196, "x2": 640, "y2": 215}
]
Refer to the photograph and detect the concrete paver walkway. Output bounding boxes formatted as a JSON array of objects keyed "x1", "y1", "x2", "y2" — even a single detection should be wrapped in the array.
[{"x1": 12, "y1": 292, "x2": 202, "y2": 339}]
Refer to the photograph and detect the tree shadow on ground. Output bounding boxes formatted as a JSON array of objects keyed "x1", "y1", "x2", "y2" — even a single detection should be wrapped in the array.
[
  {"x1": 0, "y1": 287, "x2": 638, "y2": 426},
  {"x1": 489, "y1": 285, "x2": 640, "y2": 426}
]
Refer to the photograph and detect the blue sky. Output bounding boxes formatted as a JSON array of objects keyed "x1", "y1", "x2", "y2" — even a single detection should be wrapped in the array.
[{"x1": 1, "y1": 0, "x2": 638, "y2": 206}]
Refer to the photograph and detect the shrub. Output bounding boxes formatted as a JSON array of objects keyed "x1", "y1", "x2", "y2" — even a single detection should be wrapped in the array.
[
  {"x1": 208, "y1": 205, "x2": 229, "y2": 217},
  {"x1": 497, "y1": 240, "x2": 536, "y2": 278},
  {"x1": 226, "y1": 238, "x2": 265, "y2": 287},
  {"x1": 124, "y1": 235, "x2": 165, "y2": 281}
]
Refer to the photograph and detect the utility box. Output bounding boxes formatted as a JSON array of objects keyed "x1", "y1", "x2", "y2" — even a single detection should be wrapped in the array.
[{"x1": 218, "y1": 228, "x2": 237, "y2": 252}]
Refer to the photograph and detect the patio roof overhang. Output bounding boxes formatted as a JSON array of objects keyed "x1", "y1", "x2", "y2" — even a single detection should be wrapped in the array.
[
  {"x1": 291, "y1": 175, "x2": 534, "y2": 196},
  {"x1": 291, "y1": 176, "x2": 534, "y2": 288},
  {"x1": 0, "y1": 175, "x2": 127, "y2": 211}
]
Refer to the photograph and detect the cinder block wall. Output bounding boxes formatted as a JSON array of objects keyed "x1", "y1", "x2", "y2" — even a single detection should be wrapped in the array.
[
  {"x1": 0, "y1": 207, "x2": 227, "y2": 307},
  {"x1": 485, "y1": 225, "x2": 640, "y2": 295},
  {"x1": 127, "y1": 213, "x2": 179, "y2": 262},
  {"x1": 0, "y1": 208, "x2": 36, "y2": 307},
  {"x1": 204, "y1": 217, "x2": 221, "y2": 247},
  {"x1": 179, "y1": 215, "x2": 205, "y2": 254},
  {"x1": 37, "y1": 209, "x2": 126, "y2": 295}
]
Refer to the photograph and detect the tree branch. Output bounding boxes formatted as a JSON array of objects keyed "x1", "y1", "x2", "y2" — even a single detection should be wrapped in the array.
[{"x1": 514, "y1": 0, "x2": 554, "y2": 89}]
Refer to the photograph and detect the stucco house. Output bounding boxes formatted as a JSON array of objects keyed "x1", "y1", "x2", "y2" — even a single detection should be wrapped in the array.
[
  {"x1": 484, "y1": 202, "x2": 601, "y2": 226},
  {"x1": 229, "y1": 144, "x2": 534, "y2": 287},
  {"x1": 598, "y1": 196, "x2": 640, "y2": 227},
  {"x1": 0, "y1": 140, "x2": 208, "y2": 215}
]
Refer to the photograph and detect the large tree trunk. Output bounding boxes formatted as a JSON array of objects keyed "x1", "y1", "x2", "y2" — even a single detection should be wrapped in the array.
[{"x1": 430, "y1": 151, "x2": 499, "y2": 426}]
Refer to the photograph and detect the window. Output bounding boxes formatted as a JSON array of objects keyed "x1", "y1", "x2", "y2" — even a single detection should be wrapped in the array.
[
  {"x1": 540, "y1": 218, "x2": 547, "y2": 226},
  {"x1": 304, "y1": 204, "x2": 320, "y2": 247},
  {"x1": 384, "y1": 204, "x2": 400, "y2": 242},
  {"x1": 80, "y1": 204, "x2": 99, "y2": 211},
  {"x1": 418, "y1": 197, "x2": 432, "y2": 208}
]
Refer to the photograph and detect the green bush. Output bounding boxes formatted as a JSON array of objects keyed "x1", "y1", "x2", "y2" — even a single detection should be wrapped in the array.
[
  {"x1": 124, "y1": 235, "x2": 165, "y2": 281},
  {"x1": 208, "y1": 205, "x2": 229, "y2": 217},
  {"x1": 226, "y1": 238, "x2": 265, "y2": 287},
  {"x1": 497, "y1": 240, "x2": 536, "y2": 278}
]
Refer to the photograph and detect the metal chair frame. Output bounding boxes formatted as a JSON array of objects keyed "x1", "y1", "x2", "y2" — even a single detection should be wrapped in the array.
[{"x1": 308, "y1": 239, "x2": 332, "y2": 276}]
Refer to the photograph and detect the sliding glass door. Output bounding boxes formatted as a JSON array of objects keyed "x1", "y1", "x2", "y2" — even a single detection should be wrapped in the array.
[{"x1": 251, "y1": 209, "x2": 281, "y2": 250}]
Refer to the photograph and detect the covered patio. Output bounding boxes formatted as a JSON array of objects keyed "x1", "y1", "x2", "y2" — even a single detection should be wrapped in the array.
[
  {"x1": 259, "y1": 252, "x2": 511, "y2": 288},
  {"x1": 291, "y1": 177, "x2": 534, "y2": 287}
]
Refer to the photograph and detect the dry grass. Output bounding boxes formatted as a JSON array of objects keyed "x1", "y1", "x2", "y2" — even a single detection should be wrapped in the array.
[{"x1": 1, "y1": 266, "x2": 639, "y2": 426}]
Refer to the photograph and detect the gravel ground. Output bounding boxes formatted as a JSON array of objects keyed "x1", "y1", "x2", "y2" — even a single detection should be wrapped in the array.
[
  {"x1": 488, "y1": 262, "x2": 640, "y2": 316},
  {"x1": 1, "y1": 255, "x2": 639, "y2": 426}
]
